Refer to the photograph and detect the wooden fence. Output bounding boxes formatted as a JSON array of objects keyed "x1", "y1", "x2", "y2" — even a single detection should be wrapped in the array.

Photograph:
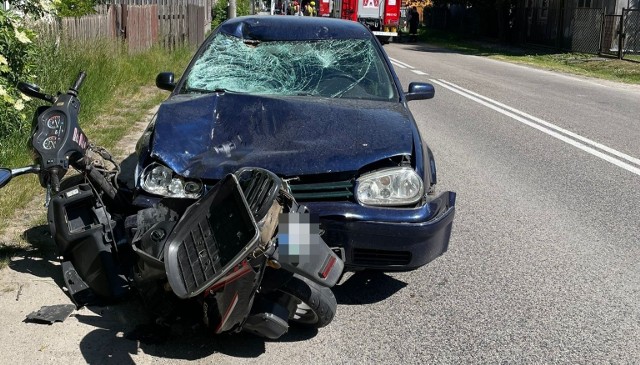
[{"x1": 36, "y1": 0, "x2": 213, "y2": 52}]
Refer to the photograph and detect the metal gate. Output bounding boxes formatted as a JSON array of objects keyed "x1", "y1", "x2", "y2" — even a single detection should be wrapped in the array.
[
  {"x1": 622, "y1": 9, "x2": 640, "y2": 57},
  {"x1": 572, "y1": 8, "x2": 603, "y2": 53},
  {"x1": 601, "y1": 13, "x2": 622, "y2": 56},
  {"x1": 601, "y1": 8, "x2": 640, "y2": 59}
]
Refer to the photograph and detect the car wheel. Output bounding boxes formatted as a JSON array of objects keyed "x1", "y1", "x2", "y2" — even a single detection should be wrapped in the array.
[
  {"x1": 278, "y1": 275, "x2": 337, "y2": 328},
  {"x1": 377, "y1": 36, "x2": 390, "y2": 45}
]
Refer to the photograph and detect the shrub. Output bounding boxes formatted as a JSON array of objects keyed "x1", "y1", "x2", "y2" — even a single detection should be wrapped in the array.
[{"x1": 0, "y1": 7, "x2": 38, "y2": 138}]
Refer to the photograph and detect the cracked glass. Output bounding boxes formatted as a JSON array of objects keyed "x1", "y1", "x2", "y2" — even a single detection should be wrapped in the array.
[{"x1": 183, "y1": 34, "x2": 397, "y2": 101}]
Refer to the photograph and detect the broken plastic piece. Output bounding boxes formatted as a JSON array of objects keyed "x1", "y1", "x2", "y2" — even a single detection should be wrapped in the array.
[
  {"x1": 25, "y1": 304, "x2": 76, "y2": 324},
  {"x1": 62, "y1": 260, "x2": 100, "y2": 307}
]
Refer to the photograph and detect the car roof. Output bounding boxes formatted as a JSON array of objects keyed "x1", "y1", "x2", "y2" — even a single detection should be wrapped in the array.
[{"x1": 217, "y1": 16, "x2": 374, "y2": 41}]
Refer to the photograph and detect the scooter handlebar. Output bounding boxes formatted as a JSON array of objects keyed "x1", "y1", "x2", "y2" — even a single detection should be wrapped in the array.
[{"x1": 70, "y1": 71, "x2": 86, "y2": 95}]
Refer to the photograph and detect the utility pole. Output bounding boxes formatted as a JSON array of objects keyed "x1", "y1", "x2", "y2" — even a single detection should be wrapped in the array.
[{"x1": 228, "y1": 0, "x2": 237, "y2": 18}]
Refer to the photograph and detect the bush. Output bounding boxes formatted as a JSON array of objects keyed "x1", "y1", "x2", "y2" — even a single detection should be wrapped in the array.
[{"x1": 0, "y1": 8, "x2": 38, "y2": 138}]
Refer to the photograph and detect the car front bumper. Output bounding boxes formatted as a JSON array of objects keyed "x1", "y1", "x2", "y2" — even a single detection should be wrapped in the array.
[
  {"x1": 304, "y1": 191, "x2": 456, "y2": 271},
  {"x1": 132, "y1": 186, "x2": 456, "y2": 272}
]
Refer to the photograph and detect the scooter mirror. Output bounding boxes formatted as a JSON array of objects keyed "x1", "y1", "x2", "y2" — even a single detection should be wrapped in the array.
[
  {"x1": 0, "y1": 168, "x2": 12, "y2": 188},
  {"x1": 17, "y1": 82, "x2": 54, "y2": 103},
  {"x1": 17, "y1": 82, "x2": 43, "y2": 98}
]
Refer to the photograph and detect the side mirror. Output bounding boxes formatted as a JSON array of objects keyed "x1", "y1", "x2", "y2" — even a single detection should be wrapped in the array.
[
  {"x1": 405, "y1": 82, "x2": 435, "y2": 101},
  {"x1": 0, "y1": 168, "x2": 12, "y2": 189},
  {"x1": 156, "y1": 72, "x2": 176, "y2": 91},
  {"x1": 17, "y1": 82, "x2": 54, "y2": 103}
]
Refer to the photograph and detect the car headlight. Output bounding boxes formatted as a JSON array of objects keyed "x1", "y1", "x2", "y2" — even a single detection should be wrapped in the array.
[
  {"x1": 141, "y1": 163, "x2": 203, "y2": 199},
  {"x1": 356, "y1": 167, "x2": 424, "y2": 206}
]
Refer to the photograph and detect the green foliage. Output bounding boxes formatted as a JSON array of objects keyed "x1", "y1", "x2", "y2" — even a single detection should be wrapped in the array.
[
  {"x1": 211, "y1": 0, "x2": 252, "y2": 30},
  {"x1": 5, "y1": 0, "x2": 50, "y2": 19},
  {"x1": 30, "y1": 37, "x2": 192, "y2": 124},
  {"x1": 52, "y1": 0, "x2": 98, "y2": 17},
  {"x1": 0, "y1": 34, "x2": 194, "y2": 229},
  {"x1": 0, "y1": 7, "x2": 38, "y2": 139}
]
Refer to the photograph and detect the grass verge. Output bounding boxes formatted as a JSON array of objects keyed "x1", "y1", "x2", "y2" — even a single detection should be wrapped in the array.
[
  {"x1": 0, "y1": 38, "x2": 193, "y2": 263},
  {"x1": 417, "y1": 29, "x2": 640, "y2": 85}
]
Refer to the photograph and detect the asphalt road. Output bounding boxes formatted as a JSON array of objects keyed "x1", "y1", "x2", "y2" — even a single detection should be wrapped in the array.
[
  {"x1": 1, "y1": 43, "x2": 639, "y2": 364},
  {"x1": 380, "y1": 43, "x2": 640, "y2": 363}
]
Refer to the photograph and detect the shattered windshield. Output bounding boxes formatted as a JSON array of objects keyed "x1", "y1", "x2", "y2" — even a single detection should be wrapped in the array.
[{"x1": 182, "y1": 34, "x2": 397, "y2": 100}]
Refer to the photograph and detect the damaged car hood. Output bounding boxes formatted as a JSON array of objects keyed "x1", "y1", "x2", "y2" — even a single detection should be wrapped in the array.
[{"x1": 149, "y1": 92, "x2": 415, "y2": 179}]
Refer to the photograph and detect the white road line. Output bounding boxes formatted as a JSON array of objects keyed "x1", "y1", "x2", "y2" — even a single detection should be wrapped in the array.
[
  {"x1": 411, "y1": 70, "x2": 429, "y2": 75},
  {"x1": 437, "y1": 79, "x2": 640, "y2": 167},
  {"x1": 430, "y1": 79, "x2": 640, "y2": 177},
  {"x1": 389, "y1": 58, "x2": 414, "y2": 69},
  {"x1": 390, "y1": 61, "x2": 407, "y2": 69}
]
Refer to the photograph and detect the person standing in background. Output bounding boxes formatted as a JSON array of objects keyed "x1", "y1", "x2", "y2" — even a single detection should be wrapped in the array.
[
  {"x1": 305, "y1": 1, "x2": 316, "y2": 16},
  {"x1": 292, "y1": 0, "x2": 302, "y2": 15},
  {"x1": 409, "y1": 6, "x2": 419, "y2": 42}
]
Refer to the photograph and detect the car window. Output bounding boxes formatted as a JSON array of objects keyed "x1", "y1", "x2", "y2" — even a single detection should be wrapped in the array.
[{"x1": 182, "y1": 33, "x2": 397, "y2": 101}]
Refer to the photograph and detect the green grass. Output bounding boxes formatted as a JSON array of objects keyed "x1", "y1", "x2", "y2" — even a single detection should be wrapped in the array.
[
  {"x1": 0, "y1": 37, "x2": 193, "y2": 246},
  {"x1": 417, "y1": 29, "x2": 640, "y2": 84}
]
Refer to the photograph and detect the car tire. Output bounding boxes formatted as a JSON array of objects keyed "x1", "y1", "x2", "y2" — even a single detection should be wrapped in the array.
[
  {"x1": 278, "y1": 275, "x2": 337, "y2": 328},
  {"x1": 378, "y1": 36, "x2": 390, "y2": 45}
]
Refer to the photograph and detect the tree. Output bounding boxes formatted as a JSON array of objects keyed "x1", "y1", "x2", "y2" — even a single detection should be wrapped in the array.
[
  {"x1": 52, "y1": 0, "x2": 99, "y2": 17},
  {"x1": 212, "y1": 0, "x2": 251, "y2": 29}
]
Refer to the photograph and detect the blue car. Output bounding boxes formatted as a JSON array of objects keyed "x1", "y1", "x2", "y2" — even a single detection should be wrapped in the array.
[{"x1": 134, "y1": 16, "x2": 456, "y2": 271}]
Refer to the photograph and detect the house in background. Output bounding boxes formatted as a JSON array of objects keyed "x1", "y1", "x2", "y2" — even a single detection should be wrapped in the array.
[
  {"x1": 426, "y1": 0, "x2": 638, "y2": 54},
  {"x1": 605, "y1": 0, "x2": 639, "y2": 13},
  {"x1": 518, "y1": 0, "x2": 638, "y2": 53}
]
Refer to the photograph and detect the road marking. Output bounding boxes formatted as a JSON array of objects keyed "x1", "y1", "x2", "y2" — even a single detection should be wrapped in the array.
[
  {"x1": 430, "y1": 78, "x2": 640, "y2": 177},
  {"x1": 411, "y1": 70, "x2": 429, "y2": 75},
  {"x1": 436, "y1": 79, "x2": 640, "y2": 167},
  {"x1": 389, "y1": 58, "x2": 414, "y2": 69},
  {"x1": 390, "y1": 61, "x2": 407, "y2": 69}
]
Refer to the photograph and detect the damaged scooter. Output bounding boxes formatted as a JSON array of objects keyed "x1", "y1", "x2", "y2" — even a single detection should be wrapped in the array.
[{"x1": 0, "y1": 72, "x2": 344, "y2": 339}]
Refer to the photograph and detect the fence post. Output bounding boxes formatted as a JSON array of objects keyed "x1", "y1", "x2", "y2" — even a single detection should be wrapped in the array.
[
  {"x1": 618, "y1": 8, "x2": 624, "y2": 59},
  {"x1": 599, "y1": 8, "x2": 605, "y2": 55}
]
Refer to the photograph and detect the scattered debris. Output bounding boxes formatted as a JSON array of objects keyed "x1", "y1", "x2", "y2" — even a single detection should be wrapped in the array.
[
  {"x1": 25, "y1": 304, "x2": 75, "y2": 324},
  {"x1": 15, "y1": 284, "x2": 23, "y2": 301}
]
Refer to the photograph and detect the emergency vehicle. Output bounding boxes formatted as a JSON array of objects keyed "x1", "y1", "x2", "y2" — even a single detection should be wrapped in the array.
[{"x1": 318, "y1": 0, "x2": 401, "y2": 43}]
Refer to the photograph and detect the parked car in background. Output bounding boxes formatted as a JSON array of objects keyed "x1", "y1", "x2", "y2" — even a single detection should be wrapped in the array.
[{"x1": 141, "y1": 15, "x2": 456, "y2": 272}]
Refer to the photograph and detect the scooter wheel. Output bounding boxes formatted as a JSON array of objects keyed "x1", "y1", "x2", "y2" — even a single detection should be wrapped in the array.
[
  {"x1": 59, "y1": 174, "x2": 86, "y2": 191},
  {"x1": 278, "y1": 275, "x2": 337, "y2": 328}
]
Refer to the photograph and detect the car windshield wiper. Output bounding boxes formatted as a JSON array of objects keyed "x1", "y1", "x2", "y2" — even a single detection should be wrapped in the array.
[{"x1": 183, "y1": 87, "x2": 227, "y2": 94}]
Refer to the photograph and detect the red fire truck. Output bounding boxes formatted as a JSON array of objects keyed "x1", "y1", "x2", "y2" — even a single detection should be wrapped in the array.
[{"x1": 318, "y1": 0, "x2": 401, "y2": 44}]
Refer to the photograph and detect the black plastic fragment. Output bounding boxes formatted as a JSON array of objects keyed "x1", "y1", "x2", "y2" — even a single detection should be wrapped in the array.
[
  {"x1": 62, "y1": 260, "x2": 100, "y2": 307},
  {"x1": 25, "y1": 304, "x2": 76, "y2": 324}
]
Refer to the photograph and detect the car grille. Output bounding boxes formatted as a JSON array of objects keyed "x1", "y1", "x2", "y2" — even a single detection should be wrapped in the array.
[
  {"x1": 289, "y1": 180, "x2": 354, "y2": 201},
  {"x1": 352, "y1": 248, "x2": 412, "y2": 266}
]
